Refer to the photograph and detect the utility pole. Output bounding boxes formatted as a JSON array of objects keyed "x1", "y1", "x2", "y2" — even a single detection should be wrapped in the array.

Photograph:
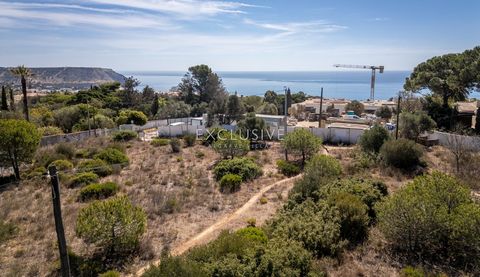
[
  {"x1": 395, "y1": 94, "x2": 401, "y2": 140},
  {"x1": 284, "y1": 86, "x2": 288, "y2": 160},
  {"x1": 48, "y1": 166, "x2": 71, "y2": 277},
  {"x1": 318, "y1": 87, "x2": 324, "y2": 128}
]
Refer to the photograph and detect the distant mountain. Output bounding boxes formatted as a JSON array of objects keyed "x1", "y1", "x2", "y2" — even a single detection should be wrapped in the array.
[{"x1": 0, "y1": 67, "x2": 126, "y2": 90}]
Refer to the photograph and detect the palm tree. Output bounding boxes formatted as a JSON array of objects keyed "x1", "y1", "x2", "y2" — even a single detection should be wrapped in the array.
[{"x1": 10, "y1": 65, "x2": 32, "y2": 121}]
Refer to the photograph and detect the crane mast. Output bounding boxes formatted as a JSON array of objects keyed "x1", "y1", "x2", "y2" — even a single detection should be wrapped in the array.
[{"x1": 333, "y1": 64, "x2": 384, "y2": 101}]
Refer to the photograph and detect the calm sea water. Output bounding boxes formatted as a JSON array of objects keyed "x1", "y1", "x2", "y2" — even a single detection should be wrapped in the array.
[{"x1": 121, "y1": 71, "x2": 412, "y2": 100}]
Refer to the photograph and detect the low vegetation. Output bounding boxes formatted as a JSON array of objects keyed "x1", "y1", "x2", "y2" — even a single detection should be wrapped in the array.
[
  {"x1": 379, "y1": 138, "x2": 424, "y2": 169},
  {"x1": 79, "y1": 182, "x2": 119, "y2": 201},
  {"x1": 112, "y1": 130, "x2": 137, "y2": 142},
  {"x1": 276, "y1": 160, "x2": 301, "y2": 177}
]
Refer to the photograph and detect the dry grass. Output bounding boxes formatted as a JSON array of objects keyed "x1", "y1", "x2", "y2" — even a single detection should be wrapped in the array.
[{"x1": 0, "y1": 138, "x2": 285, "y2": 276}]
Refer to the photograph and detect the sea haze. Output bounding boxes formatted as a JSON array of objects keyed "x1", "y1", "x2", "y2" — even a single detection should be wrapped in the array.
[{"x1": 121, "y1": 71, "x2": 412, "y2": 100}]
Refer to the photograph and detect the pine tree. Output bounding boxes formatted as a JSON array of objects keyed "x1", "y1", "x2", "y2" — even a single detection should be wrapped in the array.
[{"x1": 1, "y1": 86, "x2": 8, "y2": 111}]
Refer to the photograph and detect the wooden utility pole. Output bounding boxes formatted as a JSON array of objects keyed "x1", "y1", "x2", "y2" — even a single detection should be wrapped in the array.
[
  {"x1": 48, "y1": 166, "x2": 71, "y2": 277},
  {"x1": 318, "y1": 87, "x2": 324, "y2": 128},
  {"x1": 395, "y1": 95, "x2": 401, "y2": 140}
]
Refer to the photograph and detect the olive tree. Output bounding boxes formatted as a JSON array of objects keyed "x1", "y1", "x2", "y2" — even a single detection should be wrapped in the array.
[
  {"x1": 282, "y1": 128, "x2": 322, "y2": 166},
  {"x1": 0, "y1": 119, "x2": 41, "y2": 179},
  {"x1": 76, "y1": 196, "x2": 147, "y2": 255}
]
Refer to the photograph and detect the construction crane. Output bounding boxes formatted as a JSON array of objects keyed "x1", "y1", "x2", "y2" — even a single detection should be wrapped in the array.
[{"x1": 333, "y1": 64, "x2": 384, "y2": 101}]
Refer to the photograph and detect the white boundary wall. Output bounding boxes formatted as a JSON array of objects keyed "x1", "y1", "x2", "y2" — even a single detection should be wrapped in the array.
[{"x1": 430, "y1": 131, "x2": 480, "y2": 150}]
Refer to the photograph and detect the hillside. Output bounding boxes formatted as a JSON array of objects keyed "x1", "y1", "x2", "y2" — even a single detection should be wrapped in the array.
[{"x1": 0, "y1": 67, "x2": 125, "y2": 90}]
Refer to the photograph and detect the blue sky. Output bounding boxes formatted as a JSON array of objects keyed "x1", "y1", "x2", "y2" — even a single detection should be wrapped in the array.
[{"x1": 0, "y1": 0, "x2": 479, "y2": 71}]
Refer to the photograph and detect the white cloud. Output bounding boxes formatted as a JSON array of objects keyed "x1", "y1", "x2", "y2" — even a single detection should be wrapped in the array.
[
  {"x1": 244, "y1": 18, "x2": 347, "y2": 35},
  {"x1": 0, "y1": 2, "x2": 174, "y2": 29},
  {"x1": 82, "y1": 0, "x2": 256, "y2": 17}
]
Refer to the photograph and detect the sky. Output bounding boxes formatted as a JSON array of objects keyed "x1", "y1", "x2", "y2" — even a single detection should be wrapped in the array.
[{"x1": 0, "y1": 0, "x2": 479, "y2": 71}]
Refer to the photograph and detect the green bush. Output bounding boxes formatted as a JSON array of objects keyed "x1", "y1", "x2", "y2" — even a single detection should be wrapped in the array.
[
  {"x1": 112, "y1": 130, "x2": 137, "y2": 142},
  {"x1": 377, "y1": 171, "x2": 480, "y2": 270},
  {"x1": 276, "y1": 160, "x2": 301, "y2": 177},
  {"x1": 76, "y1": 196, "x2": 147, "y2": 254},
  {"x1": 318, "y1": 178, "x2": 387, "y2": 219},
  {"x1": 269, "y1": 199, "x2": 345, "y2": 257},
  {"x1": 70, "y1": 172, "x2": 99, "y2": 187},
  {"x1": 79, "y1": 182, "x2": 119, "y2": 201},
  {"x1": 34, "y1": 148, "x2": 67, "y2": 168},
  {"x1": 48, "y1": 159, "x2": 73, "y2": 171},
  {"x1": 379, "y1": 138, "x2": 423, "y2": 169},
  {"x1": 117, "y1": 110, "x2": 148, "y2": 126},
  {"x1": 289, "y1": 154, "x2": 342, "y2": 202},
  {"x1": 184, "y1": 134, "x2": 196, "y2": 147},
  {"x1": 99, "y1": 270, "x2": 120, "y2": 277},
  {"x1": 236, "y1": 227, "x2": 268, "y2": 244},
  {"x1": 213, "y1": 157, "x2": 262, "y2": 181},
  {"x1": 400, "y1": 266, "x2": 426, "y2": 277},
  {"x1": 151, "y1": 138, "x2": 169, "y2": 147},
  {"x1": 94, "y1": 148, "x2": 129, "y2": 165},
  {"x1": 170, "y1": 138, "x2": 182, "y2": 153},
  {"x1": 27, "y1": 166, "x2": 47, "y2": 178},
  {"x1": 212, "y1": 133, "x2": 249, "y2": 159},
  {"x1": 0, "y1": 220, "x2": 17, "y2": 244},
  {"x1": 359, "y1": 125, "x2": 390, "y2": 154},
  {"x1": 326, "y1": 192, "x2": 369, "y2": 243},
  {"x1": 38, "y1": 126, "x2": 64, "y2": 136},
  {"x1": 143, "y1": 256, "x2": 207, "y2": 277},
  {"x1": 55, "y1": 143, "x2": 76, "y2": 160},
  {"x1": 256, "y1": 238, "x2": 314, "y2": 277},
  {"x1": 77, "y1": 159, "x2": 113, "y2": 177},
  {"x1": 219, "y1": 174, "x2": 242, "y2": 193}
]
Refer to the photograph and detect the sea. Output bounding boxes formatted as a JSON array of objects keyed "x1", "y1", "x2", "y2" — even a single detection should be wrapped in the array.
[{"x1": 121, "y1": 71, "x2": 412, "y2": 101}]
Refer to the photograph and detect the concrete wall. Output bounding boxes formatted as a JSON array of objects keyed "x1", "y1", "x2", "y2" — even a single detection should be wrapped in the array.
[{"x1": 430, "y1": 131, "x2": 480, "y2": 151}]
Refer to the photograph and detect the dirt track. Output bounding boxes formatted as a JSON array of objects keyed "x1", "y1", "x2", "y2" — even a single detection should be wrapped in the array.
[{"x1": 133, "y1": 174, "x2": 302, "y2": 276}]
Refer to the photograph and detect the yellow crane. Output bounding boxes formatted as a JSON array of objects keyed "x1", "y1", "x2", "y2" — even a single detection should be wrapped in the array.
[{"x1": 333, "y1": 64, "x2": 384, "y2": 101}]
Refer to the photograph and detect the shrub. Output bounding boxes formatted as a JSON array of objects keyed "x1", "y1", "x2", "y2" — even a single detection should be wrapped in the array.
[
  {"x1": 326, "y1": 192, "x2": 369, "y2": 243},
  {"x1": 48, "y1": 159, "x2": 73, "y2": 171},
  {"x1": 79, "y1": 182, "x2": 119, "y2": 201},
  {"x1": 94, "y1": 148, "x2": 129, "y2": 165},
  {"x1": 212, "y1": 133, "x2": 250, "y2": 159},
  {"x1": 376, "y1": 171, "x2": 480, "y2": 270},
  {"x1": 55, "y1": 143, "x2": 75, "y2": 160},
  {"x1": 0, "y1": 220, "x2": 17, "y2": 244},
  {"x1": 195, "y1": 151, "x2": 205, "y2": 159},
  {"x1": 379, "y1": 138, "x2": 423, "y2": 169},
  {"x1": 27, "y1": 166, "x2": 47, "y2": 178},
  {"x1": 76, "y1": 196, "x2": 147, "y2": 254},
  {"x1": 256, "y1": 238, "x2": 314, "y2": 277},
  {"x1": 318, "y1": 178, "x2": 387, "y2": 219},
  {"x1": 358, "y1": 125, "x2": 390, "y2": 154},
  {"x1": 259, "y1": 197, "x2": 268, "y2": 204},
  {"x1": 269, "y1": 199, "x2": 345, "y2": 257},
  {"x1": 289, "y1": 154, "x2": 342, "y2": 202},
  {"x1": 38, "y1": 126, "x2": 64, "y2": 136},
  {"x1": 219, "y1": 174, "x2": 242, "y2": 193},
  {"x1": 170, "y1": 138, "x2": 181, "y2": 153},
  {"x1": 236, "y1": 227, "x2": 268, "y2": 244},
  {"x1": 69, "y1": 172, "x2": 99, "y2": 187},
  {"x1": 400, "y1": 266, "x2": 426, "y2": 277},
  {"x1": 117, "y1": 110, "x2": 148, "y2": 126},
  {"x1": 151, "y1": 138, "x2": 169, "y2": 147},
  {"x1": 77, "y1": 159, "x2": 113, "y2": 177},
  {"x1": 112, "y1": 130, "x2": 137, "y2": 142},
  {"x1": 99, "y1": 270, "x2": 120, "y2": 277},
  {"x1": 142, "y1": 256, "x2": 207, "y2": 277},
  {"x1": 184, "y1": 134, "x2": 196, "y2": 147},
  {"x1": 276, "y1": 160, "x2": 301, "y2": 177},
  {"x1": 213, "y1": 157, "x2": 262, "y2": 181}
]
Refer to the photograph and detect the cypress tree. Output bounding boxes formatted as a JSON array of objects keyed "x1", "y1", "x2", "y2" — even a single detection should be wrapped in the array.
[
  {"x1": 151, "y1": 95, "x2": 159, "y2": 117},
  {"x1": 9, "y1": 87, "x2": 15, "y2": 111},
  {"x1": 1, "y1": 86, "x2": 8, "y2": 110}
]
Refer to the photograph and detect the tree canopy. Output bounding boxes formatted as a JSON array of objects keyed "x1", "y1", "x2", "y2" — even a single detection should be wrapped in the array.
[
  {"x1": 404, "y1": 46, "x2": 480, "y2": 107},
  {"x1": 0, "y1": 119, "x2": 41, "y2": 179},
  {"x1": 282, "y1": 128, "x2": 322, "y2": 166}
]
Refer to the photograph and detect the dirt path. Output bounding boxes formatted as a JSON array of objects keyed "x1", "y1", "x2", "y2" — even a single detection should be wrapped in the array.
[{"x1": 133, "y1": 174, "x2": 303, "y2": 276}]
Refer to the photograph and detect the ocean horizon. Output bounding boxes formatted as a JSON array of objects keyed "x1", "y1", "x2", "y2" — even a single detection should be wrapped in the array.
[{"x1": 121, "y1": 70, "x2": 411, "y2": 101}]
